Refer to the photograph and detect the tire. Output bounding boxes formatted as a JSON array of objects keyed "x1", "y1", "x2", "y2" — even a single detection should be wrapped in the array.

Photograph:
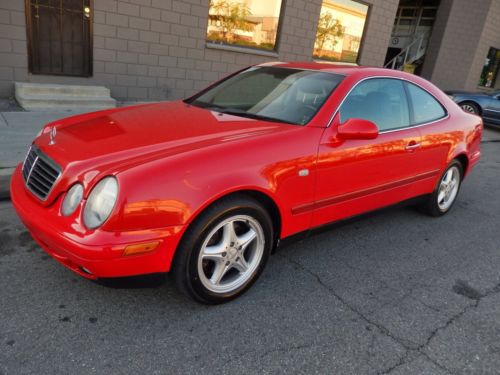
[
  {"x1": 171, "y1": 195, "x2": 273, "y2": 304},
  {"x1": 460, "y1": 102, "x2": 480, "y2": 115},
  {"x1": 419, "y1": 160, "x2": 463, "y2": 217}
]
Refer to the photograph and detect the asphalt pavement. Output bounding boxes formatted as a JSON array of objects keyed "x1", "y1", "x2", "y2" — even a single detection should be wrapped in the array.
[{"x1": 1, "y1": 131, "x2": 500, "y2": 374}]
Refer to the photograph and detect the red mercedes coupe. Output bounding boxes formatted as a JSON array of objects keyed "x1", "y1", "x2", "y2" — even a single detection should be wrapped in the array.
[{"x1": 11, "y1": 62, "x2": 483, "y2": 303}]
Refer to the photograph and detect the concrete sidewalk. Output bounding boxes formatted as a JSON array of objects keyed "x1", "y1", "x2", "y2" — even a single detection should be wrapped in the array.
[
  {"x1": 0, "y1": 111, "x2": 83, "y2": 199},
  {"x1": 0, "y1": 111, "x2": 87, "y2": 167}
]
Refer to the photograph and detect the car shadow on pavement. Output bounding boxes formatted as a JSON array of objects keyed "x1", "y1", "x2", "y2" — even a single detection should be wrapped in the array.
[{"x1": 95, "y1": 273, "x2": 168, "y2": 289}]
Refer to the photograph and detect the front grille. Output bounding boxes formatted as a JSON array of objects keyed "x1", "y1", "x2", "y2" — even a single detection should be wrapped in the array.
[{"x1": 22, "y1": 145, "x2": 61, "y2": 200}]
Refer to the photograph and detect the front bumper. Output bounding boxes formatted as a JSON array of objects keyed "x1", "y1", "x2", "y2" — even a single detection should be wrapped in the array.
[{"x1": 10, "y1": 165, "x2": 185, "y2": 279}]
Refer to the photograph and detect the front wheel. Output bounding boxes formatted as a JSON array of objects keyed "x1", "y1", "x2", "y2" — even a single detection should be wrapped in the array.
[
  {"x1": 171, "y1": 196, "x2": 273, "y2": 304},
  {"x1": 419, "y1": 161, "x2": 463, "y2": 217}
]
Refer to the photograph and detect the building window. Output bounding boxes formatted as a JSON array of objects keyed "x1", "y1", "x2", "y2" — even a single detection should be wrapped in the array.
[
  {"x1": 479, "y1": 47, "x2": 500, "y2": 88},
  {"x1": 313, "y1": 0, "x2": 369, "y2": 64},
  {"x1": 26, "y1": 0, "x2": 92, "y2": 77},
  {"x1": 392, "y1": 0, "x2": 439, "y2": 36},
  {"x1": 206, "y1": 0, "x2": 283, "y2": 51}
]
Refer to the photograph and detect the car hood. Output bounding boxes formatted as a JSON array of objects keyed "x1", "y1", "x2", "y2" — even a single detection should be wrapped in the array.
[{"x1": 33, "y1": 101, "x2": 295, "y2": 188}]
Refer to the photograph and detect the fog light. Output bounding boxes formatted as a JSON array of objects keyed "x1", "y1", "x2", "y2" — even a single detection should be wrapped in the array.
[{"x1": 123, "y1": 241, "x2": 159, "y2": 256}]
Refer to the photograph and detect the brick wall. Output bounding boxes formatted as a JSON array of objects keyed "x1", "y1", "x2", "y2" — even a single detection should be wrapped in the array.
[
  {"x1": 465, "y1": 0, "x2": 500, "y2": 91},
  {"x1": 419, "y1": 0, "x2": 453, "y2": 82},
  {"x1": 0, "y1": 0, "x2": 398, "y2": 101},
  {"x1": 357, "y1": 0, "x2": 399, "y2": 67},
  {"x1": 0, "y1": 0, "x2": 27, "y2": 97},
  {"x1": 422, "y1": 0, "x2": 500, "y2": 91}
]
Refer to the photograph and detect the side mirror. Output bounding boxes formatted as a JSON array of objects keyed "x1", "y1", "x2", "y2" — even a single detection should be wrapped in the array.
[{"x1": 337, "y1": 118, "x2": 379, "y2": 140}]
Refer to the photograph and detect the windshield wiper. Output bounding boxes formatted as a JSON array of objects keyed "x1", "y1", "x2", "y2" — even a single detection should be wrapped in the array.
[
  {"x1": 213, "y1": 107, "x2": 297, "y2": 125},
  {"x1": 188, "y1": 101, "x2": 299, "y2": 125}
]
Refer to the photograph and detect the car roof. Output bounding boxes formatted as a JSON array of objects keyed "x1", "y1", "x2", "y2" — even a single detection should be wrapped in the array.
[{"x1": 256, "y1": 61, "x2": 407, "y2": 78}]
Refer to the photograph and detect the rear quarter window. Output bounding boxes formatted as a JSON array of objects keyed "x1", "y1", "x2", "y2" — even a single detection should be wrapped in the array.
[{"x1": 405, "y1": 83, "x2": 446, "y2": 124}]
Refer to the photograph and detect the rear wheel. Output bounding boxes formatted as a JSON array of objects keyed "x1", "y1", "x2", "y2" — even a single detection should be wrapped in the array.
[
  {"x1": 460, "y1": 102, "x2": 479, "y2": 115},
  {"x1": 171, "y1": 196, "x2": 273, "y2": 304},
  {"x1": 419, "y1": 160, "x2": 463, "y2": 217}
]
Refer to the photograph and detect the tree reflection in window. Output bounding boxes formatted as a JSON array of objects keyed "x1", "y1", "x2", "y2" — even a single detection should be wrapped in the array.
[
  {"x1": 314, "y1": 0, "x2": 369, "y2": 64},
  {"x1": 206, "y1": 0, "x2": 283, "y2": 51}
]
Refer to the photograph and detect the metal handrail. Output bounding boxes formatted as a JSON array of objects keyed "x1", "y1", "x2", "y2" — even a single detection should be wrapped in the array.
[{"x1": 385, "y1": 34, "x2": 426, "y2": 70}]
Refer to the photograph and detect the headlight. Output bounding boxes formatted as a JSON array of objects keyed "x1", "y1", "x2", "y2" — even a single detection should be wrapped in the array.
[
  {"x1": 447, "y1": 94, "x2": 455, "y2": 100},
  {"x1": 61, "y1": 183, "x2": 84, "y2": 216},
  {"x1": 83, "y1": 177, "x2": 118, "y2": 229}
]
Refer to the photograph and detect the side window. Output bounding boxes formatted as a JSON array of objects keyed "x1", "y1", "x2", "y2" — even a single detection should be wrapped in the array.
[
  {"x1": 340, "y1": 78, "x2": 410, "y2": 132},
  {"x1": 405, "y1": 83, "x2": 446, "y2": 124}
]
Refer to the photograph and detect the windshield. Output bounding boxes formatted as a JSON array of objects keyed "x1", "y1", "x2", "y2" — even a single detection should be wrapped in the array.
[{"x1": 185, "y1": 66, "x2": 344, "y2": 125}]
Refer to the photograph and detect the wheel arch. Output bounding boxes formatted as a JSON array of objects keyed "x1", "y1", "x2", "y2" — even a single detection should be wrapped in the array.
[
  {"x1": 458, "y1": 100, "x2": 482, "y2": 116},
  {"x1": 183, "y1": 188, "x2": 283, "y2": 246},
  {"x1": 454, "y1": 153, "x2": 469, "y2": 177},
  {"x1": 236, "y1": 190, "x2": 282, "y2": 245},
  {"x1": 168, "y1": 187, "x2": 284, "y2": 275}
]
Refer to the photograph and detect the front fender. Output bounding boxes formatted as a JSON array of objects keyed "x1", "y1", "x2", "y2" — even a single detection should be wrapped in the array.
[
  {"x1": 105, "y1": 165, "x2": 285, "y2": 233},
  {"x1": 102, "y1": 125, "x2": 322, "y2": 237}
]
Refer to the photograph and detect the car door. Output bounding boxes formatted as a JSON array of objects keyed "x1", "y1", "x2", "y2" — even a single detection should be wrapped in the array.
[
  {"x1": 483, "y1": 92, "x2": 500, "y2": 122},
  {"x1": 403, "y1": 81, "x2": 451, "y2": 181},
  {"x1": 311, "y1": 78, "x2": 424, "y2": 227}
]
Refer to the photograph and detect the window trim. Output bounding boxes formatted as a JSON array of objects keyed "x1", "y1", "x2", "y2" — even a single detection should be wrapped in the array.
[
  {"x1": 205, "y1": 0, "x2": 286, "y2": 54},
  {"x1": 328, "y1": 76, "x2": 449, "y2": 132},
  {"x1": 205, "y1": 42, "x2": 279, "y2": 58},
  {"x1": 313, "y1": 0, "x2": 372, "y2": 65}
]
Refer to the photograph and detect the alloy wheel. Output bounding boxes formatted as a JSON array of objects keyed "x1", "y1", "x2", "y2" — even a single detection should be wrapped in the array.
[
  {"x1": 197, "y1": 215, "x2": 265, "y2": 294},
  {"x1": 437, "y1": 166, "x2": 460, "y2": 211}
]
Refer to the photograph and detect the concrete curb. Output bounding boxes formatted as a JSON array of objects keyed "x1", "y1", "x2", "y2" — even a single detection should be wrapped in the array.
[{"x1": 0, "y1": 168, "x2": 14, "y2": 201}]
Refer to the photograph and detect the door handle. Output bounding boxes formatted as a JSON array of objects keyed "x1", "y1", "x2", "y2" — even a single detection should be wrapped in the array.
[{"x1": 405, "y1": 142, "x2": 421, "y2": 151}]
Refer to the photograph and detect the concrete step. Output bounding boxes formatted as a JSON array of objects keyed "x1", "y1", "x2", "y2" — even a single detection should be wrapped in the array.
[
  {"x1": 15, "y1": 82, "x2": 117, "y2": 111},
  {"x1": 17, "y1": 94, "x2": 117, "y2": 111},
  {"x1": 15, "y1": 82, "x2": 111, "y2": 97}
]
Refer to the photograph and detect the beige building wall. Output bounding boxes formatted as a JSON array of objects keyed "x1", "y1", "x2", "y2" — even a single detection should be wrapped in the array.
[
  {"x1": 0, "y1": 0, "x2": 398, "y2": 101},
  {"x1": 419, "y1": 0, "x2": 453, "y2": 83},
  {"x1": 422, "y1": 0, "x2": 500, "y2": 91},
  {"x1": 0, "y1": 0, "x2": 26, "y2": 98},
  {"x1": 465, "y1": 0, "x2": 500, "y2": 91},
  {"x1": 357, "y1": 0, "x2": 399, "y2": 67}
]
